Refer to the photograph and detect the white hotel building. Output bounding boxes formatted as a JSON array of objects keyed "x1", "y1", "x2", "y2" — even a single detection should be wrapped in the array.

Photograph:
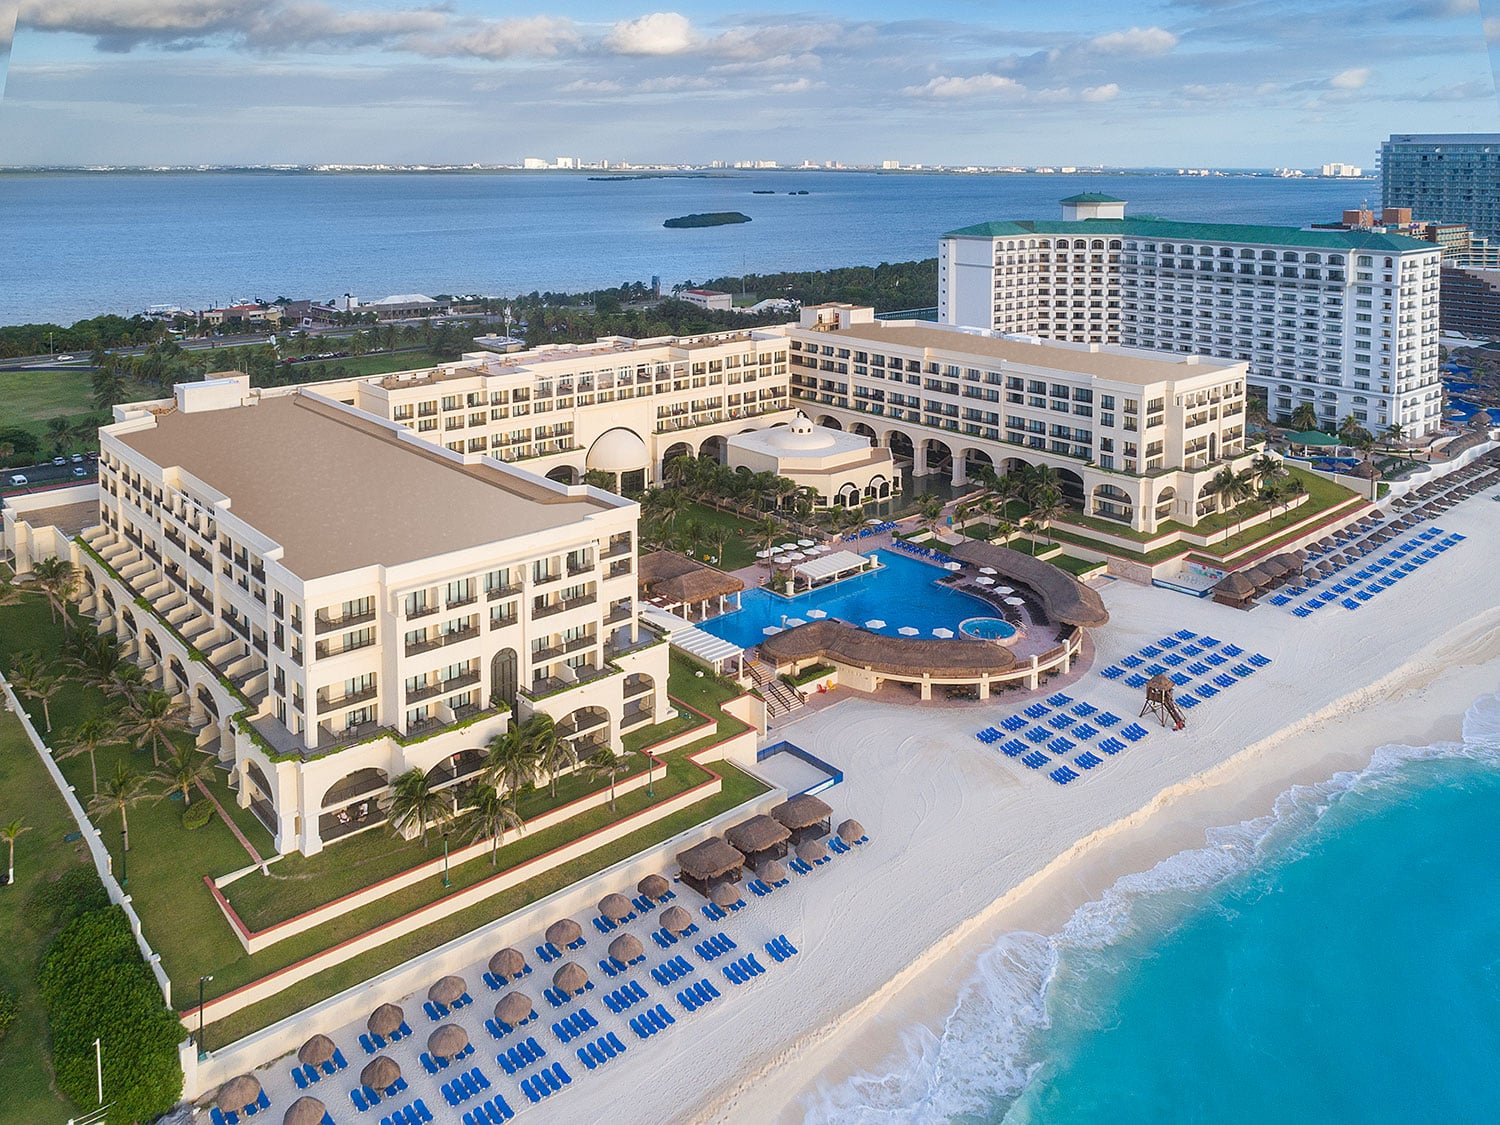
[
  {"x1": 76, "y1": 376, "x2": 668, "y2": 856},
  {"x1": 938, "y1": 194, "x2": 1443, "y2": 436},
  {"x1": 788, "y1": 304, "x2": 1257, "y2": 534}
]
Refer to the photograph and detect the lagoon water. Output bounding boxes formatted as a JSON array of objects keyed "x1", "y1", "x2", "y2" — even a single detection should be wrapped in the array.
[
  {"x1": 810, "y1": 692, "x2": 1500, "y2": 1124},
  {"x1": 0, "y1": 170, "x2": 1362, "y2": 325}
]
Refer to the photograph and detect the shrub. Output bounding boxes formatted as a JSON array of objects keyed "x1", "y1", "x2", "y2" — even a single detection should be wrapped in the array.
[
  {"x1": 0, "y1": 988, "x2": 17, "y2": 1042},
  {"x1": 181, "y1": 800, "x2": 215, "y2": 830},
  {"x1": 26, "y1": 864, "x2": 108, "y2": 932},
  {"x1": 37, "y1": 907, "x2": 183, "y2": 1124}
]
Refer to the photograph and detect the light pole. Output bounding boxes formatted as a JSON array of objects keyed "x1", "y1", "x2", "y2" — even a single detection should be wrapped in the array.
[
  {"x1": 442, "y1": 834, "x2": 451, "y2": 888},
  {"x1": 197, "y1": 975, "x2": 213, "y2": 1059},
  {"x1": 119, "y1": 828, "x2": 128, "y2": 889}
]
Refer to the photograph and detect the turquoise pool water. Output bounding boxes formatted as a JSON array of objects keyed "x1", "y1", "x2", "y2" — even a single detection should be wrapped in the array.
[
  {"x1": 697, "y1": 548, "x2": 992, "y2": 648},
  {"x1": 960, "y1": 617, "x2": 1018, "y2": 641}
]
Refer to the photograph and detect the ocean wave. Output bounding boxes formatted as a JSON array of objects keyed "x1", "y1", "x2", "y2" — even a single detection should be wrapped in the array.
[{"x1": 803, "y1": 693, "x2": 1500, "y2": 1125}]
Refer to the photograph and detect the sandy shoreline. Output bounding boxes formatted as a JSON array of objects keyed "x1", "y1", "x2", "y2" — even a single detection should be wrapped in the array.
[{"x1": 491, "y1": 467, "x2": 1500, "y2": 1125}]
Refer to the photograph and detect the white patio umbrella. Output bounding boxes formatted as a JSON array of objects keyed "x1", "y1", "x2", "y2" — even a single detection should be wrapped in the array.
[
  {"x1": 785, "y1": 618, "x2": 806, "y2": 627},
  {"x1": 932, "y1": 627, "x2": 955, "y2": 638},
  {"x1": 780, "y1": 542, "x2": 799, "y2": 550},
  {"x1": 864, "y1": 619, "x2": 886, "y2": 629},
  {"x1": 975, "y1": 576, "x2": 995, "y2": 585},
  {"x1": 762, "y1": 625, "x2": 784, "y2": 635},
  {"x1": 797, "y1": 538, "x2": 815, "y2": 547},
  {"x1": 806, "y1": 609, "x2": 828, "y2": 618},
  {"x1": 769, "y1": 545, "x2": 785, "y2": 554},
  {"x1": 995, "y1": 586, "x2": 1014, "y2": 595},
  {"x1": 866, "y1": 518, "x2": 882, "y2": 525},
  {"x1": 785, "y1": 552, "x2": 805, "y2": 562},
  {"x1": 755, "y1": 550, "x2": 771, "y2": 558},
  {"x1": 1004, "y1": 596, "x2": 1025, "y2": 606},
  {"x1": 979, "y1": 566, "x2": 997, "y2": 575},
  {"x1": 897, "y1": 626, "x2": 920, "y2": 636},
  {"x1": 944, "y1": 561, "x2": 962, "y2": 571}
]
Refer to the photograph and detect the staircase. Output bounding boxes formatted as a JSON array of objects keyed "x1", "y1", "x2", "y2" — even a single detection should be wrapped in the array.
[{"x1": 746, "y1": 659, "x2": 804, "y2": 718}]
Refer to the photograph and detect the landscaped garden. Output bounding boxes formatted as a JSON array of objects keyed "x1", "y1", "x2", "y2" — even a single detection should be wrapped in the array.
[{"x1": 0, "y1": 574, "x2": 766, "y2": 1054}]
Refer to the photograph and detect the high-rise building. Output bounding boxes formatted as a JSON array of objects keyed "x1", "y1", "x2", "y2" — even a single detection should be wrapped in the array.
[
  {"x1": 1380, "y1": 133, "x2": 1500, "y2": 241},
  {"x1": 1438, "y1": 268, "x2": 1500, "y2": 337},
  {"x1": 938, "y1": 195, "x2": 1443, "y2": 435}
]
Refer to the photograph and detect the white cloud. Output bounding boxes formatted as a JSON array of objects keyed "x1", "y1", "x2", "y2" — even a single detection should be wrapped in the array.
[
  {"x1": 413, "y1": 16, "x2": 580, "y2": 61},
  {"x1": 770, "y1": 77, "x2": 824, "y2": 94},
  {"x1": 903, "y1": 73, "x2": 1022, "y2": 99},
  {"x1": 1081, "y1": 82, "x2": 1120, "y2": 101},
  {"x1": 1086, "y1": 26, "x2": 1178, "y2": 56},
  {"x1": 1329, "y1": 66, "x2": 1371, "y2": 89},
  {"x1": 603, "y1": 12, "x2": 695, "y2": 56},
  {"x1": 559, "y1": 78, "x2": 622, "y2": 94}
]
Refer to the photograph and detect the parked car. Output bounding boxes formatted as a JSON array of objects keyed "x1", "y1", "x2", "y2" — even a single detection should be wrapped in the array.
[
  {"x1": 51, "y1": 456, "x2": 67, "y2": 466},
  {"x1": 72, "y1": 466, "x2": 88, "y2": 478},
  {"x1": 71, "y1": 453, "x2": 84, "y2": 463},
  {"x1": 9, "y1": 474, "x2": 27, "y2": 486}
]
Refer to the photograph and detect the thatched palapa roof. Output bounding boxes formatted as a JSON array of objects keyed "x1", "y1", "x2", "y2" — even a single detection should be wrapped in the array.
[
  {"x1": 660, "y1": 905, "x2": 693, "y2": 934},
  {"x1": 676, "y1": 837, "x2": 745, "y2": 881},
  {"x1": 490, "y1": 948, "x2": 526, "y2": 978},
  {"x1": 428, "y1": 1024, "x2": 469, "y2": 1059},
  {"x1": 553, "y1": 961, "x2": 589, "y2": 994},
  {"x1": 1214, "y1": 572, "x2": 1255, "y2": 598},
  {"x1": 367, "y1": 1004, "x2": 403, "y2": 1037},
  {"x1": 639, "y1": 550, "x2": 745, "y2": 605},
  {"x1": 797, "y1": 839, "x2": 828, "y2": 865},
  {"x1": 429, "y1": 975, "x2": 466, "y2": 1005},
  {"x1": 360, "y1": 1056, "x2": 400, "y2": 1092},
  {"x1": 837, "y1": 818, "x2": 865, "y2": 843},
  {"x1": 757, "y1": 859, "x2": 787, "y2": 884},
  {"x1": 218, "y1": 1075, "x2": 261, "y2": 1112},
  {"x1": 949, "y1": 542, "x2": 1110, "y2": 627},
  {"x1": 771, "y1": 793, "x2": 833, "y2": 831},
  {"x1": 298, "y1": 1033, "x2": 336, "y2": 1067},
  {"x1": 495, "y1": 992, "x2": 532, "y2": 1025},
  {"x1": 283, "y1": 1096, "x2": 328, "y2": 1125},
  {"x1": 723, "y1": 814, "x2": 791, "y2": 855},
  {"x1": 638, "y1": 873, "x2": 670, "y2": 900},
  {"x1": 546, "y1": 918, "x2": 582, "y2": 947},
  {"x1": 760, "y1": 619, "x2": 1017, "y2": 678},
  {"x1": 598, "y1": 893, "x2": 634, "y2": 921},
  {"x1": 709, "y1": 882, "x2": 740, "y2": 907},
  {"x1": 609, "y1": 933, "x2": 644, "y2": 964}
]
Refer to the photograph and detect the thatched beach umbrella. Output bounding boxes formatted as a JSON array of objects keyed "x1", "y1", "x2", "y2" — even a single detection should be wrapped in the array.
[
  {"x1": 710, "y1": 882, "x2": 740, "y2": 908},
  {"x1": 797, "y1": 839, "x2": 828, "y2": 865},
  {"x1": 675, "y1": 838, "x2": 746, "y2": 896},
  {"x1": 360, "y1": 1056, "x2": 400, "y2": 1094},
  {"x1": 660, "y1": 905, "x2": 693, "y2": 935},
  {"x1": 217, "y1": 1075, "x2": 261, "y2": 1112},
  {"x1": 427, "y1": 1024, "x2": 469, "y2": 1061},
  {"x1": 553, "y1": 961, "x2": 589, "y2": 995},
  {"x1": 837, "y1": 818, "x2": 865, "y2": 843},
  {"x1": 429, "y1": 975, "x2": 466, "y2": 1006},
  {"x1": 367, "y1": 1003, "x2": 403, "y2": 1038},
  {"x1": 490, "y1": 948, "x2": 526, "y2": 979},
  {"x1": 297, "y1": 1033, "x2": 336, "y2": 1067},
  {"x1": 546, "y1": 918, "x2": 582, "y2": 948},
  {"x1": 283, "y1": 1096, "x2": 328, "y2": 1125},
  {"x1": 757, "y1": 859, "x2": 787, "y2": 884},
  {"x1": 1212, "y1": 571, "x2": 1255, "y2": 607},
  {"x1": 609, "y1": 933, "x2": 644, "y2": 965},
  {"x1": 771, "y1": 794, "x2": 833, "y2": 833},
  {"x1": 723, "y1": 814, "x2": 791, "y2": 864},
  {"x1": 598, "y1": 893, "x2": 633, "y2": 922},
  {"x1": 495, "y1": 992, "x2": 532, "y2": 1026},
  {"x1": 638, "y1": 873, "x2": 670, "y2": 901}
]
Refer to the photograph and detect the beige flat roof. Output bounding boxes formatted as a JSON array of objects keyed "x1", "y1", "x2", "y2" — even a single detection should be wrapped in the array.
[
  {"x1": 812, "y1": 322, "x2": 1238, "y2": 387},
  {"x1": 8, "y1": 500, "x2": 98, "y2": 536},
  {"x1": 114, "y1": 394, "x2": 613, "y2": 580}
]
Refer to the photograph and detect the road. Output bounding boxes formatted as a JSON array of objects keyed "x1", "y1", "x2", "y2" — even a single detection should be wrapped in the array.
[{"x1": 1, "y1": 454, "x2": 97, "y2": 498}]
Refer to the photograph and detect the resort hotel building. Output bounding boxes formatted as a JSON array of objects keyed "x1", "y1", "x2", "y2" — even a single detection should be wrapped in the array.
[
  {"x1": 1381, "y1": 133, "x2": 1500, "y2": 242},
  {"x1": 937, "y1": 193, "x2": 1443, "y2": 436},
  {"x1": 788, "y1": 303, "x2": 1257, "y2": 534},
  {"x1": 73, "y1": 375, "x2": 669, "y2": 856}
]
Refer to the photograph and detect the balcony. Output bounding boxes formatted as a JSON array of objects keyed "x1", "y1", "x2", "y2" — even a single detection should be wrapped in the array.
[
  {"x1": 486, "y1": 582, "x2": 522, "y2": 601},
  {"x1": 566, "y1": 559, "x2": 595, "y2": 577},
  {"x1": 606, "y1": 559, "x2": 633, "y2": 580},
  {"x1": 316, "y1": 607, "x2": 377, "y2": 634},
  {"x1": 316, "y1": 720, "x2": 393, "y2": 750},
  {"x1": 602, "y1": 536, "x2": 632, "y2": 560},
  {"x1": 533, "y1": 593, "x2": 596, "y2": 620},
  {"x1": 316, "y1": 683, "x2": 378, "y2": 715},
  {"x1": 446, "y1": 591, "x2": 478, "y2": 610},
  {"x1": 404, "y1": 624, "x2": 479, "y2": 657},
  {"x1": 315, "y1": 633, "x2": 378, "y2": 660},
  {"x1": 405, "y1": 669, "x2": 480, "y2": 704},
  {"x1": 564, "y1": 633, "x2": 598, "y2": 655},
  {"x1": 604, "y1": 603, "x2": 632, "y2": 626}
]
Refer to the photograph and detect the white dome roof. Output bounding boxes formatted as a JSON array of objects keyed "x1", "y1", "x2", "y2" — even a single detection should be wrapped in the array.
[
  {"x1": 586, "y1": 427, "x2": 648, "y2": 472},
  {"x1": 764, "y1": 413, "x2": 838, "y2": 453}
]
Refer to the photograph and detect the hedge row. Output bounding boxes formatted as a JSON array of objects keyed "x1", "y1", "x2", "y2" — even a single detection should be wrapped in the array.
[{"x1": 37, "y1": 906, "x2": 183, "y2": 1124}]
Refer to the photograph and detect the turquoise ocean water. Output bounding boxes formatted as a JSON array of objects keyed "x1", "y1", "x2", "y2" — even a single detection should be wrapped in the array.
[{"x1": 809, "y1": 691, "x2": 1500, "y2": 1124}]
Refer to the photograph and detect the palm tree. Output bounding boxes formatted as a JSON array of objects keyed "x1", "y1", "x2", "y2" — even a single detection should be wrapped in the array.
[
  {"x1": 756, "y1": 515, "x2": 781, "y2": 572},
  {"x1": 2, "y1": 818, "x2": 32, "y2": 885},
  {"x1": 9, "y1": 652, "x2": 60, "y2": 732},
  {"x1": 1259, "y1": 477, "x2": 1291, "y2": 526},
  {"x1": 153, "y1": 745, "x2": 214, "y2": 808},
  {"x1": 484, "y1": 721, "x2": 541, "y2": 796},
  {"x1": 526, "y1": 713, "x2": 574, "y2": 799},
  {"x1": 1020, "y1": 517, "x2": 1042, "y2": 555},
  {"x1": 1382, "y1": 422, "x2": 1407, "y2": 451},
  {"x1": 31, "y1": 556, "x2": 78, "y2": 628},
  {"x1": 954, "y1": 501, "x2": 975, "y2": 536},
  {"x1": 1290, "y1": 403, "x2": 1319, "y2": 432},
  {"x1": 57, "y1": 716, "x2": 119, "y2": 794},
  {"x1": 993, "y1": 518, "x2": 1016, "y2": 548},
  {"x1": 45, "y1": 416, "x2": 73, "y2": 456},
  {"x1": 1250, "y1": 452, "x2": 1284, "y2": 488},
  {"x1": 464, "y1": 784, "x2": 526, "y2": 866},
  {"x1": 918, "y1": 495, "x2": 945, "y2": 538},
  {"x1": 386, "y1": 768, "x2": 452, "y2": 848},
  {"x1": 121, "y1": 689, "x2": 186, "y2": 767},
  {"x1": 1028, "y1": 488, "x2": 1063, "y2": 547},
  {"x1": 1204, "y1": 467, "x2": 1242, "y2": 516},
  {"x1": 104, "y1": 662, "x2": 146, "y2": 702},
  {"x1": 583, "y1": 747, "x2": 626, "y2": 811},
  {"x1": 88, "y1": 761, "x2": 148, "y2": 852},
  {"x1": 67, "y1": 632, "x2": 126, "y2": 691}
]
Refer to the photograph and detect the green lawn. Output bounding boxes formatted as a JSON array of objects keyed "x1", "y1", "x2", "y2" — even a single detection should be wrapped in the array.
[
  {"x1": 667, "y1": 500, "x2": 791, "y2": 570},
  {"x1": 278, "y1": 349, "x2": 448, "y2": 383},
  {"x1": 1050, "y1": 554, "x2": 1104, "y2": 577},
  {"x1": 0, "y1": 708, "x2": 94, "y2": 1125},
  {"x1": 0, "y1": 369, "x2": 124, "y2": 456}
]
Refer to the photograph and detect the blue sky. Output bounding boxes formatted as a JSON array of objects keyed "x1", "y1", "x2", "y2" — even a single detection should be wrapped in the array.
[{"x1": 0, "y1": 0, "x2": 1496, "y2": 166}]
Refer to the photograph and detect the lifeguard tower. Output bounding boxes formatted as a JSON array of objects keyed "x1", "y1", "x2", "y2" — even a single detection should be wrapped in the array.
[{"x1": 1141, "y1": 673, "x2": 1187, "y2": 731}]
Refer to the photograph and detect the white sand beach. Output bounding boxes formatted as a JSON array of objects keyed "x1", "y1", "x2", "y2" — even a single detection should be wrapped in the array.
[{"x1": 523, "y1": 476, "x2": 1500, "y2": 1125}]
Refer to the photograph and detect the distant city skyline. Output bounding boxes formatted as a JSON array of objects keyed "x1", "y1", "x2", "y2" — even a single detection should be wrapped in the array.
[{"x1": 0, "y1": 1, "x2": 1496, "y2": 168}]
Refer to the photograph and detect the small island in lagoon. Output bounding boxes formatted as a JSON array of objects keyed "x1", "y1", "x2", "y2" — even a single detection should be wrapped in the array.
[{"x1": 663, "y1": 211, "x2": 753, "y2": 228}]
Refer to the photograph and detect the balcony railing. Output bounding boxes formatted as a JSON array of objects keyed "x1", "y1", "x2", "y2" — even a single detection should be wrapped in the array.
[
  {"x1": 446, "y1": 592, "x2": 478, "y2": 610},
  {"x1": 486, "y1": 583, "x2": 522, "y2": 601},
  {"x1": 405, "y1": 602, "x2": 439, "y2": 620},
  {"x1": 533, "y1": 594, "x2": 596, "y2": 620},
  {"x1": 315, "y1": 607, "x2": 377, "y2": 634},
  {"x1": 564, "y1": 633, "x2": 598, "y2": 655},
  {"x1": 404, "y1": 624, "x2": 479, "y2": 657},
  {"x1": 405, "y1": 669, "x2": 480, "y2": 704},
  {"x1": 315, "y1": 633, "x2": 378, "y2": 660},
  {"x1": 316, "y1": 683, "x2": 378, "y2": 715}
]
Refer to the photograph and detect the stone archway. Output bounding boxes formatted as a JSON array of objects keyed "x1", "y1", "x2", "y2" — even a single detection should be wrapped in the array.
[
  {"x1": 1092, "y1": 483, "x2": 1134, "y2": 524},
  {"x1": 424, "y1": 749, "x2": 487, "y2": 796},
  {"x1": 885, "y1": 431, "x2": 915, "y2": 465},
  {"x1": 491, "y1": 648, "x2": 518, "y2": 712},
  {"x1": 815, "y1": 415, "x2": 843, "y2": 430},
  {"x1": 1154, "y1": 485, "x2": 1177, "y2": 522},
  {"x1": 319, "y1": 767, "x2": 390, "y2": 842},
  {"x1": 698, "y1": 434, "x2": 728, "y2": 464},
  {"x1": 963, "y1": 448, "x2": 995, "y2": 481},
  {"x1": 1055, "y1": 468, "x2": 1085, "y2": 507},
  {"x1": 546, "y1": 465, "x2": 580, "y2": 485},
  {"x1": 555, "y1": 705, "x2": 612, "y2": 761},
  {"x1": 922, "y1": 438, "x2": 953, "y2": 477},
  {"x1": 849, "y1": 422, "x2": 877, "y2": 443},
  {"x1": 834, "y1": 482, "x2": 862, "y2": 508}
]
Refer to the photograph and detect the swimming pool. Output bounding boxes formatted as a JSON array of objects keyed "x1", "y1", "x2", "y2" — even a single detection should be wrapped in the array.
[
  {"x1": 959, "y1": 616, "x2": 1019, "y2": 642},
  {"x1": 697, "y1": 548, "x2": 994, "y2": 649}
]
